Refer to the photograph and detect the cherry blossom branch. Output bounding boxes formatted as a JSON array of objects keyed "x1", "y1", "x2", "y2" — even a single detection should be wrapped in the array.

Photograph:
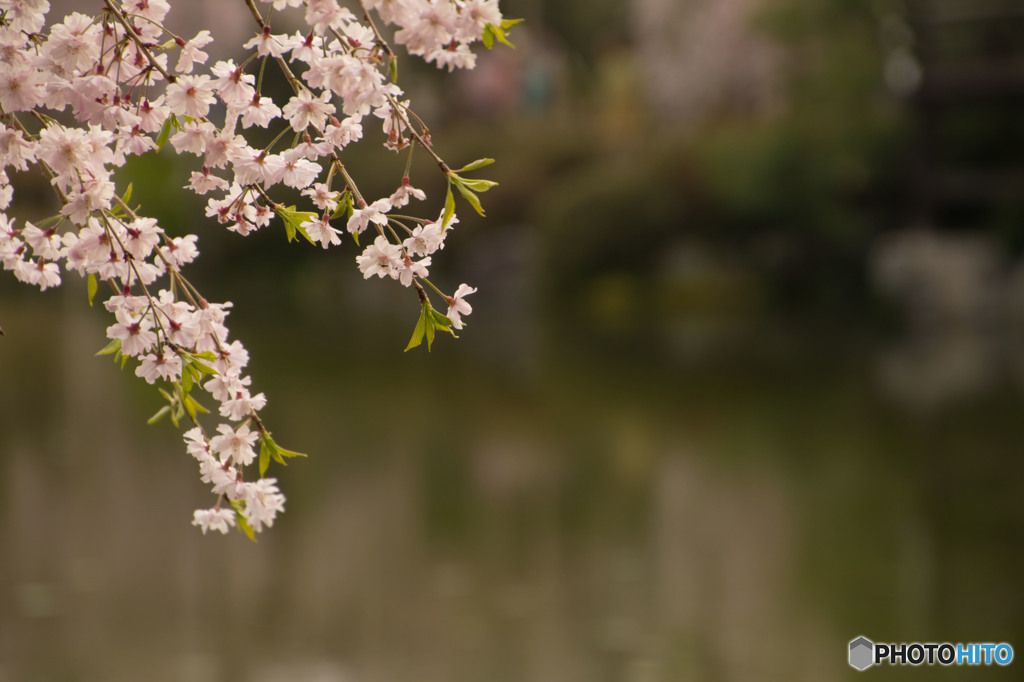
[
  {"x1": 332, "y1": 159, "x2": 367, "y2": 207},
  {"x1": 0, "y1": 0, "x2": 508, "y2": 536},
  {"x1": 355, "y1": 0, "x2": 396, "y2": 59},
  {"x1": 103, "y1": 0, "x2": 177, "y2": 84},
  {"x1": 385, "y1": 94, "x2": 450, "y2": 173},
  {"x1": 242, "y1": 0, "x2": 302, "y2": 94}
]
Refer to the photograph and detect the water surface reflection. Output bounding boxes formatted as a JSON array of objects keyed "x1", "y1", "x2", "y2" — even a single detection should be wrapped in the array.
[{"x1": 1, "y1": 290, "x2": 1022, "y2": 682}]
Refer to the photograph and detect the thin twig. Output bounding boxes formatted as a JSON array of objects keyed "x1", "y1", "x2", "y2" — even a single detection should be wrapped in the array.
[{"x1": 103, "y1": 0, "x2": 176, "y2": 84}]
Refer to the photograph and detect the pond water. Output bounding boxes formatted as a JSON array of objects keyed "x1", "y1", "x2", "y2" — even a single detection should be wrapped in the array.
[{"x1": 1, "y1": 273, "x2": 1022, "y2": 682}]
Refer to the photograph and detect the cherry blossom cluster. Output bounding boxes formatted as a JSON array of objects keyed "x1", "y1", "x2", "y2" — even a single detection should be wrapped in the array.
[{"x1": 0, "y1": 0, "x2": 510, "y2": 537}]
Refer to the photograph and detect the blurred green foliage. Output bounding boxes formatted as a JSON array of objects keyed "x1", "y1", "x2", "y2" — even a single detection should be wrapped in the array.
[{"x1": 514, "y1": 0, "x2": 911, "y2": 322}]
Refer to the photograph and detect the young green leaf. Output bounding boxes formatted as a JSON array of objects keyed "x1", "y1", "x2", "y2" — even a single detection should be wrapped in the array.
[
  {"x1": 187, "y1": 357, "x2": 219, "y2": 377},
  {"x1": 425, "y1": 308, "x2": 436, "y2": 349},
  {"x1": 259, "y1": 435, "x2": 272, "y2": 477},
  {"x1": 453, "y1": 180, "x2": 486, "y2": 216},
  {"x1": 442, "y1": 182, "x2": 456, "y2": 225},
  {"x1": 276, "y1": 445, "x2": 307, "y2": 459},
  {"x1": 405, "y1": 302, "x2": 429, "y2": 352},
  {"x1": 155, "y1": 114, "x2": 177, "y2": 151},
  {"x1": 96, "y1": 338, "x2": 121, "y2": 356},
  {"x1": 182, "y1": 392, "x2": 208, "y2": 422},
  {"x1": 330, "y1": 192, "x2": 353, "y2": 221},
  {"x1": 264, "y1": 432, "x2": 308, "y2": 459},
  {"x1": 427, "y1": 307, "x2": 456, "y2": 331},
  {"x1": 293, "y1": 219, "x2": 318, "y2": 246},
  {"x1": 147, "y1": 405, "x2": 171, "y2": 425},
  {"x1": 230, "y1": 500, "x2": 257, "y2": 542},
  {"x1": 454, "y1": 158, "x2": 496, "y2": 173},
  {"x1": 87, "y1": 273, "x2": 98, "y2": 307},
  {"x1": 273, "y1": 205, "x2": 319, "y2": 245},
  {"x1": 458, "y1": 178, "x2": 498, "y2": 192},
  {"x1": 256, "y1": 432, "x2": 306, "y2": 471},
  {"x1": 273, "y1": 204, "x2": 299, "y2": 242},
  {"x1": 483, "y1": 22, "x2": 516, "y2": 48},
  {"x1": 184, "y1": 393, "x2": 209, "y2": 416},
  {"x1": 406, "y1": 301, "x2": 457, "y2": 352}
]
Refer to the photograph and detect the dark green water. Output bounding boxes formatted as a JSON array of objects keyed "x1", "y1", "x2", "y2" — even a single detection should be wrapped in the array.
[{"x1": 1, "y1": 275, "x2": 1022, "y2": 682}]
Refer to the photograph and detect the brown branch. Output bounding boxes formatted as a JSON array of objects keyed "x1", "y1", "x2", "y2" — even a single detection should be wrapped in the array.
[{"x1": 103, "y1": 0, "x2": 176, "y2": 84}]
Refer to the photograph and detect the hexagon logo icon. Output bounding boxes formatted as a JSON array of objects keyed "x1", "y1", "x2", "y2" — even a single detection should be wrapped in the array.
[{"x1": 849, "y1": 636, "x2": 874, "y2": 671}]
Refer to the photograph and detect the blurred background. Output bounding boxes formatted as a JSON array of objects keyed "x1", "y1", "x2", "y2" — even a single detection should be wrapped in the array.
[{"x1": 2, "y1": 0, "x2": 1024, "y2": 680}]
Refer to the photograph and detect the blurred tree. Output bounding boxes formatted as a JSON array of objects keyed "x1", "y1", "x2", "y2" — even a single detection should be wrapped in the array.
[{"x1": 532, "y1": 0, "x2": 911, "y2": 323}]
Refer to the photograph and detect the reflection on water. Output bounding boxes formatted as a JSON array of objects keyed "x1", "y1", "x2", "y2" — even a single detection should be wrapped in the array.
[{"x1": 1, "y1": 285, "x2": 1023, "y2": 682}]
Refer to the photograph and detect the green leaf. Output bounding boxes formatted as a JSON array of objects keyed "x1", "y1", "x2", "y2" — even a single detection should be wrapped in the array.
[
  {"x1": 483, "y1": 23, "x2": 516, "y2": 48},
  {"x1": 501, "y1": 18, "x2": 524, "y2": 30},
  {"x1": 230, "y1": 500, "x2": 257, "y2": 542},
  {"x1": 406, "y1": 301, "x2": 457, "y2": 352},
  {"x1": 428, "y1": 307, "x2": 456, "y2": 331},
  {"x1": 183, "y1": 393, "x2": 209, "y2": 420},
  {"x1": 276, "y1": 445, "x2": 307, "y2": 459},
  {"x1": 256, "y1": 432, "x2": 305, "y2": 472},
  {"x1": 155, "y1": 114, "x2": 176, "y2": 151},
  {"x1": 181, "y1": 365, "x2": 194, "y2": 393},
  {"x1": 96, "y1": 338, "x2": 120, "y2": 356},
  {"x1": 495, "y1": 28, "x2": 516, "y2": 48},
  {"x1": 87, "y1": 274, "x2": 98, "y2": 307},
  {"x1": 453, "y1": 180, "x2": 486, "y2": 216},
  {"x1": 330, "y1": 192, "x2": 353, "y2": 221},
  {"x1": 454, "y1": 158, "x2": 495, "y2": 173},
  {"x1": 429, "y1": 308, "x2": 458, "y2": 343},
  {"x1": 458, "y1": 178, "x2": 498, "y2": 192},
  {"x1": 388, "y1": 54, "x2": 398, "y2": 83},
  {"x1": 192, "y1": 351, "x2": 217, "y2": 362},
  {"x1": 147, "y1": 405, "x2": 171, "y2": 425},
  {"x1": 404, "y1": 302, "x2": 429, "y2": 352},
  {"x1": 442, "y1": 182, "x2": 456, "y2": 226},
  {"x1": 274, "y1": 205, "x2": 319, "y2": 245},
  {"x1": 259, "y1": 436, "x2": 272, "y2": 477},
  {"x1": 188, "y1": 358, "x2": 219, "y2": 377},
  {"x1": 293, "y1": 221, "x2": 318, "y2": 246},
  {"x1": 425, "y1": 309, "x2": 436, "y2": 349},
  {"x1": 273, "y1": 205, "x2": 297, "y2": 242},
  {"x1": 182, "y1": 393, "x2": 198, "y2": 421},
  {"x1": 121, "y1": 182, "x2": 133, "y2": 206}
]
